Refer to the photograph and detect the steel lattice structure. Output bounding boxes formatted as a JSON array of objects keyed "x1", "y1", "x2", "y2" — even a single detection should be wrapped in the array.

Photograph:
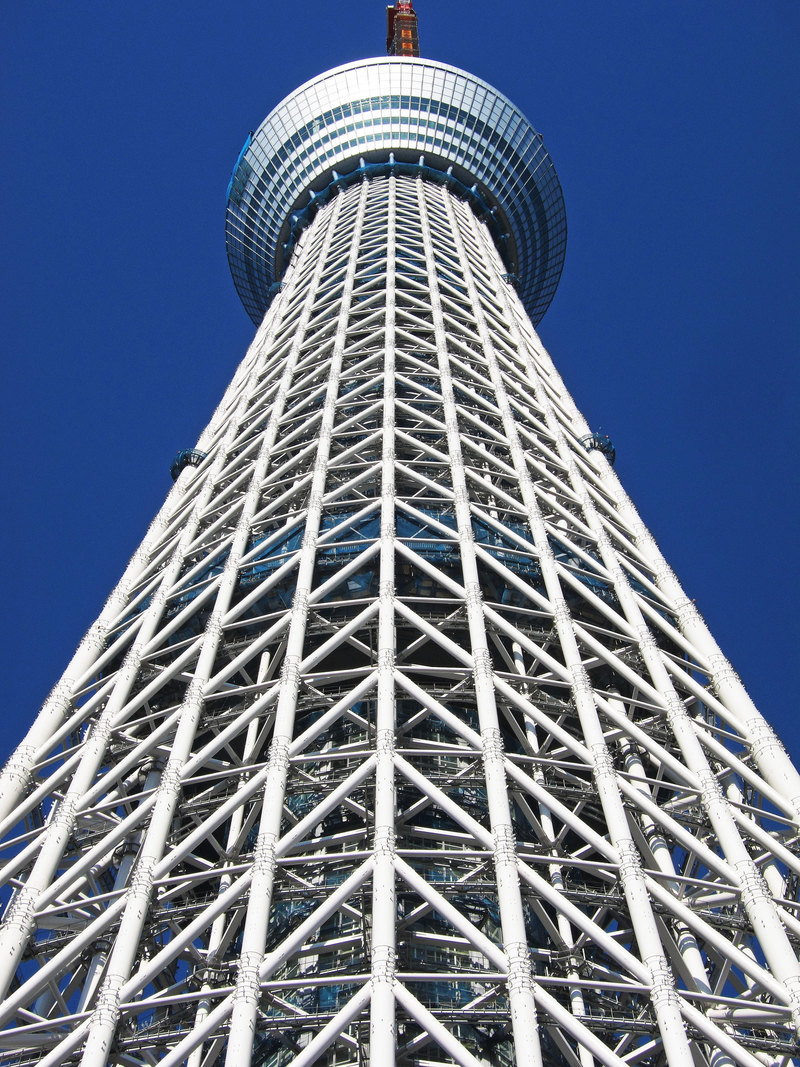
[{"x1": 2, "y1": 42, "x2": 800, "y2": 1067}]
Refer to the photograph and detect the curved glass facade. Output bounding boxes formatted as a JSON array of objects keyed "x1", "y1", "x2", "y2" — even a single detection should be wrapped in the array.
[{"x1": 225, "y1": 57, "x2": 566, "y2": 326}]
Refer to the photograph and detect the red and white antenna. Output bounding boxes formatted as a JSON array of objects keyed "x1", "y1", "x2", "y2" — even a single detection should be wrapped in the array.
[{"x1": 386, "y1": 0, "x2": 420, "y2": 57}]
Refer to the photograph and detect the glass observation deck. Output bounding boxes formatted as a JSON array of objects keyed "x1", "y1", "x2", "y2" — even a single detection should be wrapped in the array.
[{"x1": 225, "y1": 58, "x2": 566, "y2": 327}]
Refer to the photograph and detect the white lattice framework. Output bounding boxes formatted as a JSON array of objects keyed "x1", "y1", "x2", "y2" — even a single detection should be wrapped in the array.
[{"x1": 2, "y1": 125, "x2": 800, "y2": 1067}]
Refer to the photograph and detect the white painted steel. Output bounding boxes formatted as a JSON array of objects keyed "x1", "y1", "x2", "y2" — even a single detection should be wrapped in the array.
[{"x1": 1, "y1": 108, "x2": 798, "y2": 1067}]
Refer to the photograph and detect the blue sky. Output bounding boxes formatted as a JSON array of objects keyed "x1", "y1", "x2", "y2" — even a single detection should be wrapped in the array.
[{"x1": 1, "y1": 1, "x2": 798, "y2": 764}]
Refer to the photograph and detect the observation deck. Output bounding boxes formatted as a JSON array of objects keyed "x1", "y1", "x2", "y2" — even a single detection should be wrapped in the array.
[{"x1": 225, "y1": 57, "x2": 566, "y2": 326}]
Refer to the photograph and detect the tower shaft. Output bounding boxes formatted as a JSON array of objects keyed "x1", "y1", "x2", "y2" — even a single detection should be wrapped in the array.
[{"x1": 2, "y1": 171, "x2": 799, "y2": 1067}]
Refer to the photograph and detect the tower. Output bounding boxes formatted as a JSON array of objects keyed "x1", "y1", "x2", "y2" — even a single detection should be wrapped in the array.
[{"x1": 2, "y1": 5, "x2": 800, "y2": 1066}]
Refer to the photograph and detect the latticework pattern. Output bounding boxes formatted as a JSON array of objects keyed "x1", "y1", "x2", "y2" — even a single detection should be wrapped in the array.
[{"x1": 1, "y1": 174, "x2": 799, "y2": 1067}]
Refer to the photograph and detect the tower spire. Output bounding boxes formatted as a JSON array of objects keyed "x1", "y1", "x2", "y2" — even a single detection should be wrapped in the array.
[{"x1": 386, "y1": 0, "x2": 420, "y2": 57}]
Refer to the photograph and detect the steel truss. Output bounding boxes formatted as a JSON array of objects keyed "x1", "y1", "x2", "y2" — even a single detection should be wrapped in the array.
[{"x1": 1, "y1": 174, "x2": 799, "y2": 1067}]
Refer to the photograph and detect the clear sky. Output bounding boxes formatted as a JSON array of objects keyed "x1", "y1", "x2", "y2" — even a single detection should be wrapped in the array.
[{"x1": 1, "y1": 1, "x2": 798, "y2": 764}]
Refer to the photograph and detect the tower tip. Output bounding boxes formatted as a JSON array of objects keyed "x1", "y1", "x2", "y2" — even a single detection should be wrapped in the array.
[{"x1": 386, "y1": 1, "x2": 420, "y2": 57}]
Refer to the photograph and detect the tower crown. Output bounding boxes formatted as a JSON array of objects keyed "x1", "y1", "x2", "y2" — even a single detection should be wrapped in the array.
[{"x1": 226, "y1": 57, "x2": 566, "y2": 326}]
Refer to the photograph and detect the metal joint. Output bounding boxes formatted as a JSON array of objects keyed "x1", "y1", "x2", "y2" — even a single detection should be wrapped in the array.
[
  {"x1": 129, "y1": 857, "x2": 156, "y2": 901},
  {"x1": 152, "y1": 586, "x2": 171, "y2": 609},
  {"x1": 616, "y1": 838, "x2": 643, "y2": 885},
  {"x1": 292, "y1": 589, "x2": 310, "y2": 614},
  {"x1": 734, "y1": 860, "x2": 770, "y2": 906},
  {"x1": 538, "y1": 542, "x2": 555, "y2": 566},
  {"x1": 2, "y1": 886, "x2": 37, "y2": 935},
  {"x1": 376, "y1": 729, "x2": 396, "y2": 757},
  {"x1": 234, "y1": 952, "x2": 263, "y2": 1003},
  {"x1": 646, "y1": 954, "x2": 681, "y2": 1011},
  {"x1": 591, "y1": 742, "x2": 615, "y2": 783},
  {"x1": 695, "y1": 767, "x2": 725, "y2": 812},
  {"x1": 50, "y1": 793, "x2": 79, "y2": 831},
  {"x1": 208, "y1": 611, "x2": 227, "y2": 642},
  {"x1": 465, "y1": 582, "x2": 483, "y2": 610},
  {"x1": 268, "y1": 737, "x2": 291, "y2": 776},
  {"x1": 653, "y1": 562, "x2": 677, "y2": 589},
  {"x1": 81, "y1": 622, "x2": 108, "y2": 655},
  {"x1": 482, "y1": 727, "x2": 504, "y2": 763},
  {"x1": 1, "y1": 746, "x2": 35, "y2": 789},
  {"x1": 92, "y1": 979, "x2": 123, "y2": 1028},
  {"x1": 552, "y1": 598, "x2": 572, "y2": 630},
  {"x1": 748, "y1": 719, "x2": 787, "y2": 761},
  {"x1": 378, "y1": 648, "x2": 395, "y2": 671},
  {"x1": 504, "y1": 941, "x2": 534, "y2": 993},
  {"x1": 473, "y1": 648, "x2": 493, "y2": 680},
  {"x1": 708, "y1": 652, "x2": 740, "y2": 689},
  {"x1": 663, "y1": 693, "x2": 686, "y2": 729},
  {"x1": 673, "y1": 596, "x2": 697, "y2": 630},
  {"x1": 254, "y1": 832, "x2": 278, "y2": 870},
  {"x1": 374, "y1": 824, "x2": 396, "y2": 855},
  {"x1": 493, "y1": 824, "x2": 518, "y2": 866},
  {"x1": 44, "y1": 680, "x2": 75, "y2": 710},
  {"x1": 371, "y1": 945, "x2": 397, "y2": 983},
  {"x1": 636, "y1": 623, "x2": 656, "y2": 652},
  {"x1": 280, "y1": 656, "x2": 301, "y2": 689},
  {"x1": 630, "y1": 520, "x2": 651, "y2": 547},
  {"x1": 159, "y1": 759, "x2": 184, "y2": 796},
  {"x1": 569, "y1": 662, "x2": 593, "y2": 699},
  {"x1": 185, "y1": 676, "x2": 206, "y2": 706}
]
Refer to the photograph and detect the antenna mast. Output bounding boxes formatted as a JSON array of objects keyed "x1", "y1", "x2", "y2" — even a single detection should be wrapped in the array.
[{"x1": 386, "y1": 1, "x2": 420, "y2": 57}]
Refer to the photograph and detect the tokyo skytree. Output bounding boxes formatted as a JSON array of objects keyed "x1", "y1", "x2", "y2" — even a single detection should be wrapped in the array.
[{"x1": 1, "y1": 4, "x2": 799, "y2": 1066}]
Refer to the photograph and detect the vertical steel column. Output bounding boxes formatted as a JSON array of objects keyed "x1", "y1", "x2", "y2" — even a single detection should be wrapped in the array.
[
  {"x1": 448, "y1": 194, "x2": 695, "y2": 1065},
  {"x1": 76, "y1": 264, "x2": 326, "y2": 1067},
  {"x1": 224, "y1": 183, "x2": 368, "y2": 1067},
  {"x1": 186, "y1": 710, "x2": 265, "y2": 1067},
  {"x1": 509, "y1": 301, "x2": 800, "y2": 820},
  {"x1": 476, "y1": 210, "x2": 800, "y2": 1036},
  {"x1": 0, "y1": 312, "x2": 272, "y2": 826},
  {"x1": 21, "y1": 247, "x2": 316, "y2": 1067},
  {"x1": 617, "y1": 485, "x2": 800, "y2": 818},
  {"x1": 417, "y1": 179, "x2": 545, "y2": 1067},
  {"x1": 0, "y1": 309, "x2": 287, "y2": 1003},
  {"x1": 369, "y1": 174, "x2": 398, "y2": 1062}
]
